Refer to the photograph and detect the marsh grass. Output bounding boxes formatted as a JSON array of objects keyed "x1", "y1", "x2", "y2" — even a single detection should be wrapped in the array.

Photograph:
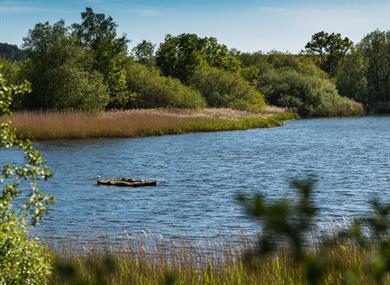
[
  {"x1": 48, "y1": 235, "x2": 380, "y2": 285},
  {"x1": 3, "y1": 108, "x2": 297, "y2": 140}
]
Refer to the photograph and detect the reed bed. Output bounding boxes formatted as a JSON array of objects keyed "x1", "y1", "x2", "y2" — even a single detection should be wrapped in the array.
[
  {"x1": 47, "y1": 235, "x2": 380, "y2": 285},
  {"x1": 3, "y1": 107, "x2": 297, "y2": 140}
]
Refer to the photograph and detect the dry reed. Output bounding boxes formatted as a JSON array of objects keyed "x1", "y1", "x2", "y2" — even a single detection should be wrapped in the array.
[{"x1": 3, "y1": 107, "x2": 295, "y2": 140}]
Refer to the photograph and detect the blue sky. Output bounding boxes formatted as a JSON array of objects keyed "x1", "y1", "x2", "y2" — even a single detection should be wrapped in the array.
[{"x1": 1, "y1": 0, "x2": 389, "y2": 53}]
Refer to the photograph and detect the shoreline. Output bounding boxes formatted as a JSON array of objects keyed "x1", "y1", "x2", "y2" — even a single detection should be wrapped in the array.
[{"x1": 5, "y1": 107, "x2": 299, "y2": 140}]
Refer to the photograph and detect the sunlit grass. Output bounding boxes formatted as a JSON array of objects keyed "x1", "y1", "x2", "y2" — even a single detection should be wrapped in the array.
[
  {"x1": 48, "y1": 236, "x2": 382, "y2": 285},
  {"x1": 3, "y1": 108, "x2": 297, "y2": 140}
]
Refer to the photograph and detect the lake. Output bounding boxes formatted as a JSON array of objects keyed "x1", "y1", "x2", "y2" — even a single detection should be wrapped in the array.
[{"x1": 1, "y1": 116, "x2": 390, "y2": 242}]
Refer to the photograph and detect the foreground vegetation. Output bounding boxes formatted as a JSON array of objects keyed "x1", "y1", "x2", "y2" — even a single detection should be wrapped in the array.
[
  {"x1": 5, "y1": 108, "x2": 297, "y2": 140},
  {"x1": 49, "y1": 179, "x2": 389, "y2": 285},
  {"x1": 0, "y1": 70, "x2": 53, "y2": 284},
  {"x1": 48, "y1": 239, "x2": 383, "y2": 285}
]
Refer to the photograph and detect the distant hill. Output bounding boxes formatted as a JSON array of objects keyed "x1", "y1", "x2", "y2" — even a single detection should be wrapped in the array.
[{"x1": 0, "y1": 43, "x2": 24, "y2": 61}]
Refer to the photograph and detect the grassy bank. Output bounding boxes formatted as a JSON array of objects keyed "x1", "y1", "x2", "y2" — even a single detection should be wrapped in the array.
[
  {"x1": 48, "y1": 238, "x2": 383, "y2": 285},
  {"x1": 4, "y1": 108, "x2": 298, "y2": 140}
]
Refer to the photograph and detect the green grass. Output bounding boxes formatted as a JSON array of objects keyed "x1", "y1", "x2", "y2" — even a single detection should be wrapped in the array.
[
  {"x1": 48, "y1": 240, "x2": 384, "y2": 285},
  {"x1": 140, "y1": 113, "x2": 298, "y2": 137}
]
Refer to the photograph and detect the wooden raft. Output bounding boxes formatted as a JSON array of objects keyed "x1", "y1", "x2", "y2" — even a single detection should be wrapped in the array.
[{"x1": 96, "y1": 177, "x2": 157, "y2": 187}]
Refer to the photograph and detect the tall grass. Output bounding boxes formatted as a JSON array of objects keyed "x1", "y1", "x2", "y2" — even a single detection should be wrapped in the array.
[
  {"x1": 48, "y1": 236, "x2": 380, "y2": 285},
  {"x1": 3, "y1": 108, "x2": 297, "y2": 140}
]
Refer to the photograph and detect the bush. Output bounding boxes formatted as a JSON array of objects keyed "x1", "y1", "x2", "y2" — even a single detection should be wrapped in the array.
[
  {"x1": 0, "y1": 219, "x2": 52, "y2": 285},
  {"x1": 121, "y1": 62, "x2": 206, "y2": 109},
  {"x1": 1, "y1": 73, "x2": 54, "y2": 284},
  {"x1": 269, "y1": 70, "x2": 362, "y2": 117},
  {"x1": 190, "y1": 67, "x2": 265, "y2": 111},
  {"x1": 45, "y1": 64, "x2": 109, "y2": 112},
  {"x1": 257, "y1": 55, "x2": 363, "y2": 116}
]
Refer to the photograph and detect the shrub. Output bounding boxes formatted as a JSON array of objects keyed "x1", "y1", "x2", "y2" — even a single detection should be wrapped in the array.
[
  {"x1": 190, "y1": 67, "x2": 265, "y2": 111},
  {"x1": 1, "y1": 72, "x2": 54, "y2": 284},
  {"x1": 0, "y1": 218, "x2": 52, "y2": 285},
  {"x1": 45, "y1": 64, "x2": 109, "y2": 112},
  {"x1": 259, "y1": 66, "x2": 362, "y2": 117},
  {"x1": 122, "y1": 62, "x2": 206, "y2": 109}
]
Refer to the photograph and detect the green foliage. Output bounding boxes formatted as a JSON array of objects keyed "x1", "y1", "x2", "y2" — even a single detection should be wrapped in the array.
[
  {"x1": 156, "y1": 33, "x2": 241, "y2": 83},
  {"x1": 72, "y1": 7, "x2": 129, "y2": 103},
  {"x1": 336, "y1": 49, "x2": 369, "y2": 105},
  {"x1": 72, "y1": 7, "x2": 128, "y2": 79},
  {"x1": 304, "y1": 31, "x2": 353, "y2": 76},
  {"x1": 237, "y1": 178, "x2": 390, "y2": 285},
  {"x1": 123, "y1": 62, "x2": 206, "y2": 109},
  {"x1": 0, "y1": 58, "x2": 22, "y2": 84},
  {"x1": 46, "y1": 64, "x2": 109, "y2": 111},
  {"x1": 0, "y1": 42, "x2": 24, "y2": 61},
  {"x1": 22, "y1": 20, "x2": 109, "y2": 111},
  {"x1": 0, "y1": 218, "x2": 52, "y2": 285},
  {"x1": 132, "y1": 40, "x2": 156, "y2": 66},
  {"x1": 337, "y1": 30, "x2": 390, "y2": 113},
  {"x1": 1, "y1": 72, "x2": 53, "y2": 284},
  {"x1": 254, "y1": 53, "x2": 362, "y2": 116},
  {"x1": 190, "y1": 67, "x2": 265, "y2": 111}
]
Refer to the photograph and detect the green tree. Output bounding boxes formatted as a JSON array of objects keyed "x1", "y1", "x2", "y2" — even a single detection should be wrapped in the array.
[
  {"x1": 0, "y1": 72, "x2": 54, "y2": 284},
  {"x1": 304, "y1": 31, "x2": 353, "y2": 76},
  {"x1": 358, "y1": 30, "x2": 390, "y2": 111},
  {"x1": 132, "y1": 40, "x2": 156, "y2": 66},
  {"x1": 156, "y1": 33, "x2": 241, "y2": 83},
  {"x1": 0, "y1": 42, "x2": 24, "y2": 61},
  {"x1": 46, "y1": 64, "x2": 109, "y2": 111},
  {"x1": 72, "y1": 7, "x2": 129, "y2": 101},
  {"x1": 336, "y1": 30, "x2": 390, "y2": 113},
  {"x1": 336, "y1": 49, "x2": 369, "y2": 105},
  {"x1": 22, "y1": 20, "x2": 109, "y2": 111}
]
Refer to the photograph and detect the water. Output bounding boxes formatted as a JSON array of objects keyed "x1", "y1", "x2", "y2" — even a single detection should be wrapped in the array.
[{"x1": 1, "y1": 116, "x2": 390, "y2": 241}]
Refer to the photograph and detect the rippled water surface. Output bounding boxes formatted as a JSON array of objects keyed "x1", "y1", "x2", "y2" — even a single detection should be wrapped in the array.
[{"x1": 1, "y1": 117, "x2": 390, "y2": 241}]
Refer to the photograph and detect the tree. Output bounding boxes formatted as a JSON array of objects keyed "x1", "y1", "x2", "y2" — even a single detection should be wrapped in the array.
[
  {"x1": 156, "y1": 33, "x2": 241, "y2": 83},
  {"x1": 132, "y1": 40, "x2": 156, "y2": 66},
  {"x1": 336, "y1": 49, "x2": 369, "y2": 105},
  {"x1": 22, "y1": 20, "x2": 109, "y2": 111},
  {"x1": 336, "y1": 30, "x2": 390, "y2": 113},
  {"x1": 358, "y1": 30, "x2": 390, "y2": 110},
  {"x1": 0, "y1": 71, "x2": 53, "y2": 284},
  {"x1": 72, "y1": 7, "x2": 129, "y2": 101},
  {"x1": 46, "y1": 64, "x2": 109, "y2": 111},
  {"x1": 0, "y1": 42, "x2": 24, "y2": 61},
  {"x1": 304, "y1": 31, "x2": 353, "y2": 76}
]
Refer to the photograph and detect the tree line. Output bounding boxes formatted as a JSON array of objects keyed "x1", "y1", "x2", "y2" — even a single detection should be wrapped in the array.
[{"x1": 0, "y1": 7, "x2": 389, "y2": 115}]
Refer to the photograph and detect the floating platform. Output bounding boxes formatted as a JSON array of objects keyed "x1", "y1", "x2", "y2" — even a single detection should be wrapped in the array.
[{"x1": 96, "y1": 177, "x2": 157, "y2": 187}]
